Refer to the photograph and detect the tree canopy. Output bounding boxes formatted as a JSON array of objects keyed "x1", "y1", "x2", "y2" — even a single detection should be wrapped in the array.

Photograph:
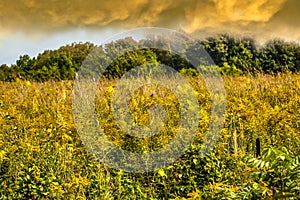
[{"x1": 1, "y1": 35, "x2": 300, "y2": 81}]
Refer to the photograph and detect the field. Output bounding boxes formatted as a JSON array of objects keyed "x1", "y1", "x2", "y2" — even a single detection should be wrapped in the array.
[{"x1": 1, "y1": 73, "x2": 300, "y2": 199}]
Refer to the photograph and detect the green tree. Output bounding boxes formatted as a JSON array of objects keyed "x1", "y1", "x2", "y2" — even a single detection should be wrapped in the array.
[
  {"x1": 259, "y1": 40, "x2": 299, "y2": 73},
  {"x1": 16, "y1": 55, "x2": 35, "y2": 79},
  {"x1": 0, "y1": 64, "x2": 9, "y2": 81}
]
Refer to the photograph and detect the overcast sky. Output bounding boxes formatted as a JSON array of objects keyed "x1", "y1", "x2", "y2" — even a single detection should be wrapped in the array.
[{"x1": 0, "y1": 0, "x2": 299, "y2": 65}]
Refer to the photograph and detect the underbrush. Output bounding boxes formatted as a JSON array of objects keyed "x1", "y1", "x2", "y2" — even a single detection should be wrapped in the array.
[{"x1": 1, "y1": 73, "x2": 300, "y2": 199}]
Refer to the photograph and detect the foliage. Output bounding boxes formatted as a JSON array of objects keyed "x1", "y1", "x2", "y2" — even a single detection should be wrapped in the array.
[
  {"x1": 219, "y1": 62, "x2": 243, "y2": 76},
  {"x1": 245, "y1": 146, "x2": 300, "y2": 198},
  {"x1": 259, "y1": 40, "x2": 300, "y2": 73},
  {"x1": 1, "y1": 72, "x2": 300, "y2": 199},
  {"x1": 1, "y1": 35, "x2": 300, "y2": 81}
]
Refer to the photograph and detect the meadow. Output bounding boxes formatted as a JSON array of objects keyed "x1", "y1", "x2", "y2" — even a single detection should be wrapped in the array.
[{"x1": 1, "y1": 73, "x2": 300, "y2": 199}]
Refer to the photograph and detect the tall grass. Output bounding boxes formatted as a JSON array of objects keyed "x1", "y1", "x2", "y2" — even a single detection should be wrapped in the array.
[{"x1": 0, "y1": 73, "x2": 300, "y2": 199}]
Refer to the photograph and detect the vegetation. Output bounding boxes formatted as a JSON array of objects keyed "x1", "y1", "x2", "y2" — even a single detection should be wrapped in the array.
[
  {"x1": 1, "y1": 35, "x2": 300, "y2": 81},
  {"x1": 1, "y1": 72, "x2": 300, "y2": 199},
  {"x1": 1, "y1": 34, "x2": 300, "y2": 198}
]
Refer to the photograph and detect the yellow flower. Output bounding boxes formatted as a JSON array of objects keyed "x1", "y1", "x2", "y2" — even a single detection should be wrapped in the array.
[
  {"x1": 157, "y1": 169, "x2": 167, "y2": 177},
  {"x1": 106, "y1": 86, "x2": 114, "y2": 93},
  {"x1": 0, "y1": 150, "x2": 7, "y2": 161},
  {"x1": 26, "y1": 81, "x2": 31, "y2": 87}
]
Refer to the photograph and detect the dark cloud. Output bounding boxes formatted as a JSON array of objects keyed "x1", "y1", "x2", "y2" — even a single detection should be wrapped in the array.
[
  {"x1": 0, "y1": 0, "x2": 298, "y2": 42},
  {"x1": 270, "y1": 0, "x2": 300, "y2": 26}
]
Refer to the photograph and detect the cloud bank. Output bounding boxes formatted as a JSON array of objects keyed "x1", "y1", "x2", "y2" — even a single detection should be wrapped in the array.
[{"x1": 0, "y1": 0, "x2": 298, "y2": 42}]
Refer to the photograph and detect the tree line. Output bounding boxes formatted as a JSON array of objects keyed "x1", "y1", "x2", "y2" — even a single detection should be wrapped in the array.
[{"x1": 1, "y1": 34, "x2": 300, "y2": 81}]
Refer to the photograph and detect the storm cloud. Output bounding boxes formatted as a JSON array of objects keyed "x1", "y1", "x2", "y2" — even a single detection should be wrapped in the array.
[{"x1": 0, "y1": 0, "x2": 298, "y2": 41}]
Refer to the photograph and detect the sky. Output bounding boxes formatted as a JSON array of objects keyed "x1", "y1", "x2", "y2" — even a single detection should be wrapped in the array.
[{"x1": 0, "y1": 0, "x2": 299, "y2": 65}]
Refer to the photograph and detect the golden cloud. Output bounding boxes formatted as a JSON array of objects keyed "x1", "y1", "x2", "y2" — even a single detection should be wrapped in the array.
[{"x1": 0, "y1": 0, "x2": 298, "y2": 41}]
